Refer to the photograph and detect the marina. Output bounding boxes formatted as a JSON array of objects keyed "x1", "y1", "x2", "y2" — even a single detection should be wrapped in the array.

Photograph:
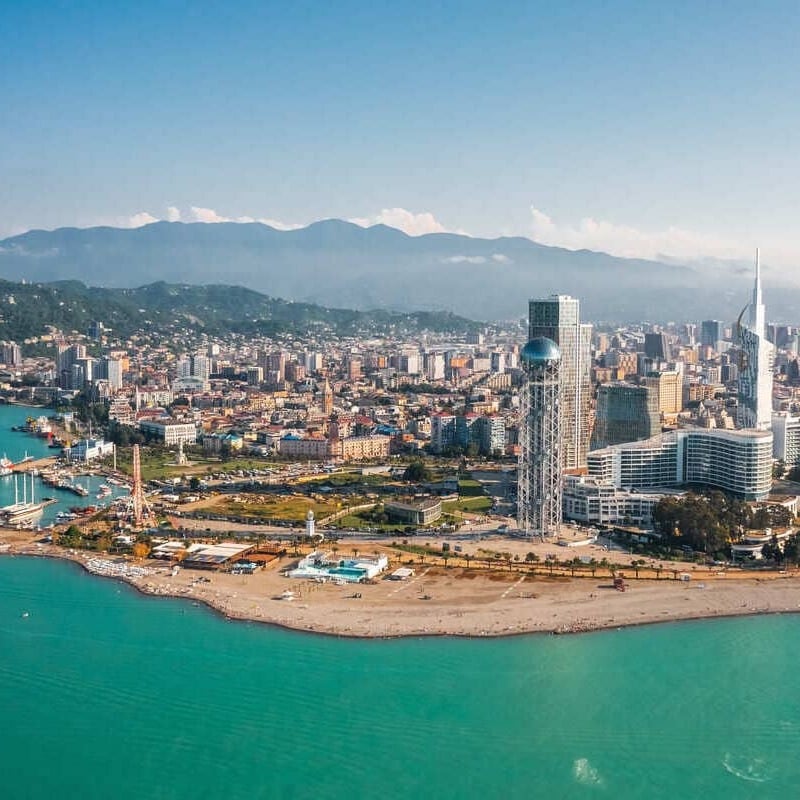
[{"x1": 0, "y1": 406, "x2": 129, "y2": 526}]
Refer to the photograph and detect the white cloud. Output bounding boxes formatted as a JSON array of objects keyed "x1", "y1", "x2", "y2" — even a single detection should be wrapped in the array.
[
  {"x1": 529, "y1": 206, "x2": 746, "y2": 263},
  {"x1": 185, "y1": 206, "x2": 303, "y2": 230},
  {"x1": 349, "y1": 207, "x2": 457, "y2": 236},
  {"x1": 441, "y1": 255, "x2": 486, "y2": 264},
  {"x1": 491, "y1": 253, "x2": 512, "y2": 263},
  {"x1": 166, "y1": 206, "x2": 181, "y2": 222},
  {"x1": 119, "y1": 211, "x2": 159, "y2": 228}
]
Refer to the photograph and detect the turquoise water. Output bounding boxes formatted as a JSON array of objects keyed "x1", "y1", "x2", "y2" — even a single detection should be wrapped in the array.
[
  {"x1": 0, "y1": 404, "x2": 127, "y2": 523},
  {"x1": 1, "y1": 557, "x2": 799, "y2": 799}
]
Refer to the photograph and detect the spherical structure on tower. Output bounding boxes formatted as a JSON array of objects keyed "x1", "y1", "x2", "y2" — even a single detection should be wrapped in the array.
[{"x1": 520, "y1": 337, "x2": 561, "y2": 366}]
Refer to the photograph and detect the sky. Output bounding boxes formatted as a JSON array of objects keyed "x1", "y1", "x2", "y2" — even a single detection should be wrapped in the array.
[{"x1": 2, "y1": 0, "x2": 800, "y2": 269}]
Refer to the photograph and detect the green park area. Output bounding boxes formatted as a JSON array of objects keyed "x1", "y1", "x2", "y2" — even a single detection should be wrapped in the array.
[
  {"x1": 214, "y1": 494, "x2": 343, "y2": 523},
  {"x1": 111, "y1": 447, "x2": 275, "y2": 483}
]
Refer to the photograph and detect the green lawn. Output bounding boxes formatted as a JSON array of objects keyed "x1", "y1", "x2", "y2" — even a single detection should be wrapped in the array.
[
  {"x1": 111, "y1": 448, "x2": 274, "y2": 482},
  {"x1": 216, "y1": 495, "x2": 340, "y2": 522}
]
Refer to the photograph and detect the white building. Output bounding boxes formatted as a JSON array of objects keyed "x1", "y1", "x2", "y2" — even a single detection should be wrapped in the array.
[
  {"x1": 587, "y1": 428, "x2": 773, "y2": 501},
  {"x1": 64, "y1": 438, "x2": 115, "y2": 462},
  {"x1": 562, "y1": 474, "x2": 679, "y2": 528},
  {"x1": 772, "y1": 412, "x2": 800, "y2": 467},
  {"x1": 737, "y1": 249, "x2": 774, "y2": 431},
  {"x1": 139, "y1": 419, "x2": 198, "y2": 446}
]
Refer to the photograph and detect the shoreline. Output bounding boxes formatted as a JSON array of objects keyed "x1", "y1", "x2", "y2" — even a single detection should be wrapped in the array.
[{"x1": 4, "y1": 544, "x2": 800, "y2": 639}]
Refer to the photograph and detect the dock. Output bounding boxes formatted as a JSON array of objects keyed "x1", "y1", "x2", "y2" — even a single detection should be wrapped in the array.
[{"x1": 12, "y1": 457, "x2": 57, "y2": 473}]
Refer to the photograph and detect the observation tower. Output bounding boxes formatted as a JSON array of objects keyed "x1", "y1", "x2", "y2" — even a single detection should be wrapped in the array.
[{"x1": 517, "y1": 337, "x2": 563, "y2": 539}]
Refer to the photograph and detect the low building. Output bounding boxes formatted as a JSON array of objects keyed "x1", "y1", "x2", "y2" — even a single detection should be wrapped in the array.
[
  {"x1": 278, "y1": 435, "x2": 330, "y2": 459},
  {"x1": 385, "y1": 497, "x2": 443, "y2": 525},
  {"x1": 288, "y1": 550, "x2": 389, "y2": 582},
  {"x1": 64, "y1": 438, "x2": 115, "y2": 462},
  {"x1": 562, "y1": 474, "x2": 682, "y2": 528},
  {"x1": 334, "y1": 435, "x2": 391, "y2": 461},
  {"x1": 139, "y1": 419, "x2": 198, "y2": 446},
  {"x1": 151, "y1": 541, "x2": 255, "y2": 569}
]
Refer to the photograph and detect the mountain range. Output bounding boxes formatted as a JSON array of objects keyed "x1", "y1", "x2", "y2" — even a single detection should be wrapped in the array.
[{"x1": 0, "y1": 220, "x2": 788, "y2": 322}]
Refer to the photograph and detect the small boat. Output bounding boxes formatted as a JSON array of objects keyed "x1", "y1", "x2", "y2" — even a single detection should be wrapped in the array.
[{"x1": 0, "y1": 455, "x2": 12, "y2": 477}]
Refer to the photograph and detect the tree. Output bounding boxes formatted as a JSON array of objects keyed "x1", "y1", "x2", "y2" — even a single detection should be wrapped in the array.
[
  {"x1": 132, "y1": 541, "x2": 150, "y2": 560},
  {"x1": 783, "y1": 534, "x2": 800, "y2": 566},
  {"x1": 403, "y1": 460, "x2": 431, "y2": 483},
  {"x1": 774, "y1": 459, "x2": 787, "y2": 480},
  {"x1": 189, "y1": 476, "x2": 201, "y2": 491}
]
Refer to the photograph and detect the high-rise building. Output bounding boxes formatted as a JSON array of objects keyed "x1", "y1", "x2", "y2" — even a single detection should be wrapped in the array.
[
  {"x1": 643, "y1": 370, "x2": 683, "y2": 417},
  {"x1": 587, "y1": 428, "x2": 772, "y2": 500},
  {"x1": 0, "y1": 341, "x2": 21, "y2": 366},
  {"x1": 644, "y1": 332, "x2": 669, "y2": 360},
  {"x1": 528, "y1": 295, "x2": 592, "y2": 468},
  {"x1": 591, "y1": 383, "x2": 660, "y2": 450},
  {"x1": 517, "y1": 337, "x2": 562, "y2": 538},
  {"x1": 103, "y1": 356, "x2": 124, "y2": 391},
  {"x1": 737, "y1": 250, "x2": 774, "y2": 430},
  {"x1": 430, "y1": 413, "x2": 456, "y2": 454},
  {"x1": 701, "y1": 320, "x2": 724, "y2": 349}
]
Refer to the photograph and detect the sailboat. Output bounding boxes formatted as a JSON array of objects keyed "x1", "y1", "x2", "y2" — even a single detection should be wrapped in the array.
[
  {"x1": 0, "y1": 454, "x2": 13, "y2": 477},
  {"x1": 1, "y1": 473, "x2": 44, "y2": 527}
]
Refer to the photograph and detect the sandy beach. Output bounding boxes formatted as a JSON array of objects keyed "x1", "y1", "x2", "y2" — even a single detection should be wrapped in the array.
[{"x1": 4, "y1": 530, "x2": 800, "y2": 638}]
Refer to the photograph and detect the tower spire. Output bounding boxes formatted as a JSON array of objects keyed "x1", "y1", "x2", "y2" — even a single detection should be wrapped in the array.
[{"x1": 749, "y1": 247, "x2": 765, "y2": 338}]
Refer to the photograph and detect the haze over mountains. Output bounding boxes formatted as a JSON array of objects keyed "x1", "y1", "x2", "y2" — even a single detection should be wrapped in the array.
[{"x1": 0, "y1": 220, "x2": 788, "y2": 323}]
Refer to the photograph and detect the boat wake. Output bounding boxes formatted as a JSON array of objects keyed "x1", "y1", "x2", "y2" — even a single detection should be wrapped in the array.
[
  {"x1": 722, "y1": 753, "x2": 773, "y2": 783},
  {"x1": 573, "y1": 757, "x2": 604, "y2": 787}
]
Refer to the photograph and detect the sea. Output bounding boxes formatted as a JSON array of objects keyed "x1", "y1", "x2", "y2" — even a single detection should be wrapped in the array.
[
  {"x1": 0, "y1": 404, "x2": 128, "y2": 524},
  {"x1": 1, "y1": 409, "x2": 800, "y2": 799}
]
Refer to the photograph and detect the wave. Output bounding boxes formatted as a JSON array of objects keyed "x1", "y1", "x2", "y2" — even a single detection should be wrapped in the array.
[
  {"x1": 573, "y1": 757, "x2": 604, "y2": 787},
  {"x1": 722, "y1": 753, "x2": 773, "y2": 783}
]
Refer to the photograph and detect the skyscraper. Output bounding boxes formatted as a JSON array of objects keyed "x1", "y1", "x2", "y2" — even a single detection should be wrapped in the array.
[
  {"x1": 737, "y1": 250, "x2": 773, "y2": 430},
  {"x1": 591, "y1": 382, "x2": 660, "y2": 450},
  {"x1": 701, "y1": 320, "x2": 724, "y2": 350},
  {"x1": 517, "y1": 337, "x2": 562, "y2": 538},
  {"x1": 528, "y1": 295, "x2": 592, "y2": 468},
  {"x1": 644, "y1": 332, "x2": 669, "y2": 360}
]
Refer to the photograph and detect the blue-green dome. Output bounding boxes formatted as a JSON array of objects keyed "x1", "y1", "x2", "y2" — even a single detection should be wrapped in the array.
[{"x1": 520, "y1": 337, "x2": 560, "y2": 363}]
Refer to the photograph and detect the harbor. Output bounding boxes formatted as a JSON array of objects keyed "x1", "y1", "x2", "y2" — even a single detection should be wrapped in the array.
[{"x1": 0, "y1": 405, "x2": 130, "y2": 528}]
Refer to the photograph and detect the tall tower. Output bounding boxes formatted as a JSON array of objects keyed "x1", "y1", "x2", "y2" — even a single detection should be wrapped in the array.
[
  {"x1": 518, "y1": 337, "x2": 563, "y2": 539},
  {"x1": 124, "y1": 444, "x2": 156, "y2": 529},
  {"x1": 528, "y1": 295, "x2": 592, "y2": 467},
  {"x1": 321, "y1": 378, "x2": 334, "y2": 415},
  {"x1": 737, "y1": 249, "x2": 774, "y2": 430}
]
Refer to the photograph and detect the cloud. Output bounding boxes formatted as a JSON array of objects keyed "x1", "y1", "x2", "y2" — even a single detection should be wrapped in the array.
[
  {"x1": 166, "y1": 206, "x2": 181, "y2": 222},
  {"x1": 184, "y1": 206, "x2": 303, "y2": 230},
  {"x1": 120, "y1": 211, "x2": 159, "y2": 228},
  {"x1": 529, "y1": 206, "x2": 745, "y2": 263},
  {"x1": 440, "y1": 255, "x2": 486, "y2": 264},
  {"x1": 349, "y1": 207, "x2": 457, "y2": 236},
  {"x1": 491, "y1": 253, "x2": 511, "y2": 263}
]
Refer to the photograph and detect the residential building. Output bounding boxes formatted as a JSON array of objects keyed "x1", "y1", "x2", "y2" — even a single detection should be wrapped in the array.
[
  {"x1": 587, "y1": 428, "x2": 773, "y2": 500},
  {"x1": 528, "y1": 295, "x2": 592, "y2": 468}
]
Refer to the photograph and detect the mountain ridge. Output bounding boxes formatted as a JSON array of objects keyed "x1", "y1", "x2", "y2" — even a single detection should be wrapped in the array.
[{"x1": 0, "y1": 219, "x2": 780, "y2": 322}]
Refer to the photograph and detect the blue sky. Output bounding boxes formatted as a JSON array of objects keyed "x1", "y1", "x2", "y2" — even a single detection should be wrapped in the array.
[{"x1": 2, "y1": 0, "x2": 800, "y2": 267}]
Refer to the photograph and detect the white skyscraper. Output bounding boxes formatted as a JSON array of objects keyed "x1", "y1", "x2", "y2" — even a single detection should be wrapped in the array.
[{"x1": 737, "y1": 249, "x2": 773, "y2": 431}]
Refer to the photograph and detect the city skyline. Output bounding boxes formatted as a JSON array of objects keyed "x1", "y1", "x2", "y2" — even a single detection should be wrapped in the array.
[{"x1": 4, "y1": 2, "x2": 800, "y2": 271}]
